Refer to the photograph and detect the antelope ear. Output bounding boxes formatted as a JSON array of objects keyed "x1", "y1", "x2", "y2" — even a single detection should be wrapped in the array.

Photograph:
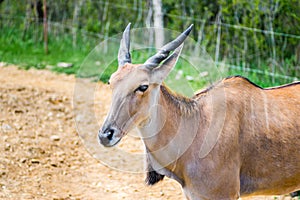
[{"x1": 151, "y1": 44, "x2": 184, "y2": 83}]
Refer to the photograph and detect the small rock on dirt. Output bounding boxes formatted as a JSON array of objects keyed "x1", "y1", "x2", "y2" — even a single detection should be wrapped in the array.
[
  {"x1": 45, "y1": 65, "x2": 54, "y2": 69},
  {"x1": 31, "y1": 159, "x2": 40, "y2": 164},
  {"x1": 50, "y1": 135, "x2": 60, "y2": 141},
  {"x1": 0, "y1": 62, "x2": 7, "y2": 67},
  {"x1": 50, "y1": 163, "x2": 58, "y2": 167},
  {"x1": 57, "y1": 62, "x2": 73, "y2": 68},
  {"x1": 2, "y1": 123, "x2": 12, "y2": 131},
  {"x1": 4, "y1": 143, "x2": 11, "y2": 151}
]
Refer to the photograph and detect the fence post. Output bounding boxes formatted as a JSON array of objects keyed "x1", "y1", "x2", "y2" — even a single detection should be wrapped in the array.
[
  {"x1": 43, "y1": 0, "x2": 48, "y2": 54},
  {"x1": 215, "y1": 6, "x2": 222, "y2": 66}
]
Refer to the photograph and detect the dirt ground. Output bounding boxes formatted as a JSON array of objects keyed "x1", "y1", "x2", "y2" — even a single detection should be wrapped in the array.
[{"x1": 0, "y1": 66, "x2": 296, "y2": 200}]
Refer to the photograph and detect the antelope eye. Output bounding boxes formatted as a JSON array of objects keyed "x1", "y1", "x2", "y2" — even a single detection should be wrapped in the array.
[{"x1": 136, "y1": 85, "x2": 148, "y2": 92}]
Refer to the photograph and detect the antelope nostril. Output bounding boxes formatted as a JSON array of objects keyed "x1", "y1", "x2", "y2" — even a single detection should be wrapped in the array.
[
  {"x1": 98, "y1": 126, "x2": 121, "y2": 147},
  {"x1": 107, "y1": 129, "x2": 114, "y2": 140}
]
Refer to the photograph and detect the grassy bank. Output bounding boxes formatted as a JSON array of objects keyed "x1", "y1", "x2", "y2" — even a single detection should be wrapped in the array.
[
  {"x1": 0, "y1": 23, "x2": 95, "y2": 74},
  {"x1": 0, "y1": 23, "x2": 297, "y2": 89}
]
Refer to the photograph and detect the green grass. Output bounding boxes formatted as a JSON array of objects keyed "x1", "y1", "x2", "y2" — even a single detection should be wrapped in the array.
[
  {"x1": 0, "y1": 23, "x2": 297, "y2": 91},
  {"x1": 0, "y1": 24, "x2": 94, "y2": 74}
]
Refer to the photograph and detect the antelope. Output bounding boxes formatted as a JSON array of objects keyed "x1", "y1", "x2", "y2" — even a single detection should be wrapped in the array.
[{"x1": 98, "y1": 24, "x2": 300, "y2": 200}]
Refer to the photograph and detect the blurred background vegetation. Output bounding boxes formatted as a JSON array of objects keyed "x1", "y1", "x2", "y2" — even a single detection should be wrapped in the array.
[{"x1": 0, "y1": 0, "x2": 299, "y2": 87}]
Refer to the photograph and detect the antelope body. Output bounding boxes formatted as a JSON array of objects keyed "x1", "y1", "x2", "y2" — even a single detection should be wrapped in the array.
[{"x1": 98, "y1": 24, "x2": 300, "y2": 200}]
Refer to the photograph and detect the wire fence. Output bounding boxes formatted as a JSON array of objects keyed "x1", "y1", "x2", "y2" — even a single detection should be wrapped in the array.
[
  {"x1": 0, "y1": 2, "x2": 299, "y2": 84},
  {"x1": 166, "y1": 13, "x2": 300, "y2": 40}
]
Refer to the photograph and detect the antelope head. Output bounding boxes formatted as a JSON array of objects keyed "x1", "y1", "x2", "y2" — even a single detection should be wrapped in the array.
[{"x1": 98, "y1": 24, "x2": 193, "y2": 147}]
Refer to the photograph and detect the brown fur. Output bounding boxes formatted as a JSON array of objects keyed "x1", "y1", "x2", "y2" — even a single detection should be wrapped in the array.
[
  {"x1": 102, "y1": 61, "x2": 300, "y2": 199},
  {"x1": 109, "y1": 63, "x2": 142, "y2": 85},
  {"x1": 160, "y1": 84, "x2": 198, "y2": 116},
  {"x1": 145, "y1": 76, "x2": 300, "y2": 199}
]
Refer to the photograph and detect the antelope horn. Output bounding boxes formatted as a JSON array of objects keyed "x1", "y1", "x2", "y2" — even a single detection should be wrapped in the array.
[
  {"x1": 118, "y1": 23, "x2": 131, "y2": 68},
  {"x1": 144, "y1": 24, "x2": 193, "y2": 68}
]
